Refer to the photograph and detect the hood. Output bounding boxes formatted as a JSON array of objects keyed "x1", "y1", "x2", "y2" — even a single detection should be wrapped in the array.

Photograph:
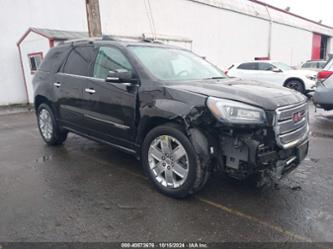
[{"x1": 165, "y1": 78, "x2": 306, "y2": 110}]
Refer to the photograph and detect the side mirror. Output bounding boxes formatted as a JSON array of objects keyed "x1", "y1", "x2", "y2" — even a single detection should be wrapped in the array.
[
  {"x1": 106, "y1": 69, "x2": 138, "y2": 84},
  {"x1": 272, "y1": 68, "x2": 282, "y2": 73}
]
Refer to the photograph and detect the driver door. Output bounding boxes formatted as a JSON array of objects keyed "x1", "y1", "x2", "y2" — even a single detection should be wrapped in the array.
[{"x1": 80, "y1": 46, "x2": 138, "y2": 150}]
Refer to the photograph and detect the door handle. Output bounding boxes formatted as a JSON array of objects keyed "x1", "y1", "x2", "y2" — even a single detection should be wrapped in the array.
[
  {"x1": 54, "y1": 82, "x2": 61, "y2": 88},
  {"x1": 85, "y1": 88, "x2": 96, "y2": 94}
]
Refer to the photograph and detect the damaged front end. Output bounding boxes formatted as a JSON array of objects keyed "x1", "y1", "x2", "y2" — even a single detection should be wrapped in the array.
[{"x1": 198, "y1": 98, "x2": 310, "y2": 185}]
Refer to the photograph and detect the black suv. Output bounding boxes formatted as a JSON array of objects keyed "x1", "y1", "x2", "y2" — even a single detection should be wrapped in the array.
[{"x1": 33, "y1": 37, "x2": 309, "y2": 198}]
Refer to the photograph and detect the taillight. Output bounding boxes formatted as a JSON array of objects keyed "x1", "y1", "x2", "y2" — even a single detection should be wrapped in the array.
[{"x1": 317, "y1": 70, "x2": 333, "y2": 81}]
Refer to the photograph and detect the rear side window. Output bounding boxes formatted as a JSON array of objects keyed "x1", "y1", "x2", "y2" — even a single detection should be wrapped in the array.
[
  {"x1": 93, "y1": 46, "x2": 132, "y2": 79},
  {"x1": 63, "y1": 46, "x2": 96, "y2": 76},
  {"x1": 39, "y1": 46, "x2": 71, "y2": 73},
  {"x1": 237, "y1": 63, "x2": 257, "y2": 70}
]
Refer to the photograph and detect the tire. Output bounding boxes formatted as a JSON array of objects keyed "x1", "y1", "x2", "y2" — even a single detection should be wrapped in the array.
[
  {"x1": 142, "y1": 123, "x2": 207, "y2": 198},
  {"x1": 37, "y1": 103, "x2": 67, "y2": 145},
  {"x1": 284, "y1": 79, "x2": 305, "y2": 94}
]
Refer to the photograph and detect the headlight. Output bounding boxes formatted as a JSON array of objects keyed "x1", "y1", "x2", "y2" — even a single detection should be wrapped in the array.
[
  {"x1": 207, "y1": 97, "x2": 266, "y2": 124},
  {"x1": 305, "y1": 75, "x2": 316, "y2": 81}
]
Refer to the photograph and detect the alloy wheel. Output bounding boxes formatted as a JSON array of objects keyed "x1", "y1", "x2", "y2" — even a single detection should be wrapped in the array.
[
  {"x1": 39, "y1": 109, "x2": 53, "y2": 141},
  {"x1": 148, "y1": 135, "x2": 189, "y2": 189}
]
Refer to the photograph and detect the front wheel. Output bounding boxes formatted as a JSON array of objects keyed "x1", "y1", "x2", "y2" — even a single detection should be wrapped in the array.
[
  {"x1": 142, "y1": 124, "x2": 207, "y2": 198},
  {"x1": 37, "y1": 103, "x2": 67, "y2": 145}
]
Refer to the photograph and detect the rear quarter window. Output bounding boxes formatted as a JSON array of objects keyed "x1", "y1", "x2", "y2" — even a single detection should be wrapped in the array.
[{"x1": 39, "y1": 46, "x2": 71, "y2": 73}]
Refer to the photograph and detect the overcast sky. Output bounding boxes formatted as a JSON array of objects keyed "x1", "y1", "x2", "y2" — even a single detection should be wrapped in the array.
[{"x1": 260, "y1": 0, "x2": 333, "y2": 26}]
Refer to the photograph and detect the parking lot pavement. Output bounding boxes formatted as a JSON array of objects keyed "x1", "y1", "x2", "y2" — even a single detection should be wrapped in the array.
[{"x1": 0, "y1": 103, "x2": 332, "y2": 242}]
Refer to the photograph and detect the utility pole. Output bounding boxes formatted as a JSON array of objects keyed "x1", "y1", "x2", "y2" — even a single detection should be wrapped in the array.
[{"x1": 86, "y1": 0, "x2": 102, "y2": 37}]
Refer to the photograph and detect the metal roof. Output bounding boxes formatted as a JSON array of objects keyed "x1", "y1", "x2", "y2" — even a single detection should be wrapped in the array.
[
  {"x1": 189, "y1": 0, "x2": 333, "y2": 36},
  {"x1": 17, "y1": 27, "x2": 88, "y2": 45},
  {"x1": 30, "y1": 27, "x2": 88, "y2": 40}
]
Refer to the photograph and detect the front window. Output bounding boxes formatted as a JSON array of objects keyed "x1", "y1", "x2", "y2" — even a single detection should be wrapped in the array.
[
  {"x1": 129, "y1": 46, "x2": 225, "y2": 81},
  {"x1": 258, "y1": 63, "x2": 274, "y2": 71},
  {"x1": 93, "y1": 47, "x2": 132, "y2": 79},
  {"x1": 271, "y1": 62, "x2": 292, "y2": 71}
]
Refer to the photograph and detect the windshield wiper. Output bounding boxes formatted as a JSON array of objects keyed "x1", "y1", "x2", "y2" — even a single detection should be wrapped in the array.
[{"x1": 203, "y1": 76, "x2": 226, "y2": 80}]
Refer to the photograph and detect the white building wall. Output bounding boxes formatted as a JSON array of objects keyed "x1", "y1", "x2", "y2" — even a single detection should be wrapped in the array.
[
  {"x1": 0, "y1": 0, "x2": 87, "y2": 105},
  {"x1": 99, "y1": 0, "x2": 269, "y2": 69},
  {"x1": 2, "y1": 0, "x2": 333, "y2": 106},
  {"x1": 19, "y1": 32, "x2": 51, "y2": 103},
  {"x1": 271, "y1": 23, "x2": 313, "y2": 66},
  {"x1": 99, "y1": 0, "x2": 326, "y2": 70}
]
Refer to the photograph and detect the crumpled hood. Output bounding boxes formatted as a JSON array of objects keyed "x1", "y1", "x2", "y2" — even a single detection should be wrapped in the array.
[{"x1": 165, "y1": 78, "x2": 306, "y2": 110}]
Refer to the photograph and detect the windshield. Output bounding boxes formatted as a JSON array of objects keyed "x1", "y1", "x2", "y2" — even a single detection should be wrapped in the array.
[
  {"x1": 272, "y1": 62, "x2": 292, "y2": 71},
  {"x1": 129, "y1": 46, "x2": 226, "y2": 81}
]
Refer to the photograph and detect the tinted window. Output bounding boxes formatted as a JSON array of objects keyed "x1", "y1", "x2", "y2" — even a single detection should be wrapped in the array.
[
  {"x1": 237, "y1": 63, "x2": 257, "y2": 70},
  {"x1": 258, "y1": 63, "x2": 274, "y2": 71},
  {"x1": 39, "y1": 46, "x2": 71, "y2": 73},
  {"x1": 302, "y1": 62, "x2": 312, "y2": 68},
  {"x1": 93, "y1": 47, "x2": 132, "y2": 79},
  {"x1": 63, "y1": 46, "x2": 96, "y2": 76}
]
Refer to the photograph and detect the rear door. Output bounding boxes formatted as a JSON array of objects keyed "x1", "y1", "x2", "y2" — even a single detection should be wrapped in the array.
[
  {"x1": 80, "y1": 45, "x2": 138, "y2": 149},
  {"x1": 54, "y1": 45, "x2": 96, "y2": 131}
]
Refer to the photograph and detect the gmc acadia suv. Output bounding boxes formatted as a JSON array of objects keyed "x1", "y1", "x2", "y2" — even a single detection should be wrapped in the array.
[{"x1": 33, "y1": 37, "x2": 309, "y2": 198}]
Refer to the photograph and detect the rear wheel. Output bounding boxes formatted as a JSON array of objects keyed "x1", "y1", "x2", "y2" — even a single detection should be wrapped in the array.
[
  {"x1": 285, "y1": 79, "x2": 305, "y2": 94},
  {"x1": 37, "y1": 103, "x2": 67, "y2": 145},
  {"x1": 142, "y1": 124, "x2": 208, "y2": 198}
]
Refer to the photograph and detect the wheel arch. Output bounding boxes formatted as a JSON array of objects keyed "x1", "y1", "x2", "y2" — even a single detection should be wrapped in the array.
[
  {"x1": 136, "y1": 116, "x2": 188, "y2": 146},
  {"x1": 283, "y1": 77, "x2": 305, "y2": 88},
  {"x1": 34, "y1": 95, "x2": 59, "y2": 119},
  {"x1": 34, "y1": 95, "x2": 51, "y2": 111}
]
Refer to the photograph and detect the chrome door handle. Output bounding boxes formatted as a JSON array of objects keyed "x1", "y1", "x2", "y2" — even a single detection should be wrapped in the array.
[
  {"x1": 85, "y1": 88, "x2": 96, "y2": 94},
  {"x1": 54, "y1": 82, "x2": 61, "y2": 88}
]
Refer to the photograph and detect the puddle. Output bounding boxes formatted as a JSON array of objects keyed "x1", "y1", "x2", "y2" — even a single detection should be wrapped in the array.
[{"x1": 35, "y1": 155, "x2": 53, "y2": 163}]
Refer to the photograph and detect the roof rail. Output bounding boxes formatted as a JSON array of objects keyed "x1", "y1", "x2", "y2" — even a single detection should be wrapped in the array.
[
  {"x1": 102, "y1": 34, "x2": 163, "y2": 43},
  {"x1": 59, "y1": 37, "x2": 99, "y2": 45},
  {"x1": 57, "y1": 33, "x2": 192, "y2": 46}
]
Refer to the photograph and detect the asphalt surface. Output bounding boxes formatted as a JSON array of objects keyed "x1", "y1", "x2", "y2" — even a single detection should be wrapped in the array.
[{"x1": 0, "y1": 103, "x2": 332, "y2": 242}]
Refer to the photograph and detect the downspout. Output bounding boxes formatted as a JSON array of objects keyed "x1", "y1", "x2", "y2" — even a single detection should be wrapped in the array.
[{"x1": 265, "y1": 5, "x2": 272, "y2": 59}]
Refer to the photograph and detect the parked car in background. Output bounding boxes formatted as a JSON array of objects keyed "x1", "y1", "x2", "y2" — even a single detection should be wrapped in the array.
[
  {"x1": 33, "y1": 38, "x2": 309, "y2": 198},
  {"x1": 316, "y1": 57, "x2": 333, "y2": 85},
  {"x1": 226, "y1": 61, "x2": 317, "y2": 94},
  {"x1": 313, "y1": 58, "x2": 333, "y2": 111},
  {"x1": 301, "y1": 60, "x2": 326, "y2": 72}
]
